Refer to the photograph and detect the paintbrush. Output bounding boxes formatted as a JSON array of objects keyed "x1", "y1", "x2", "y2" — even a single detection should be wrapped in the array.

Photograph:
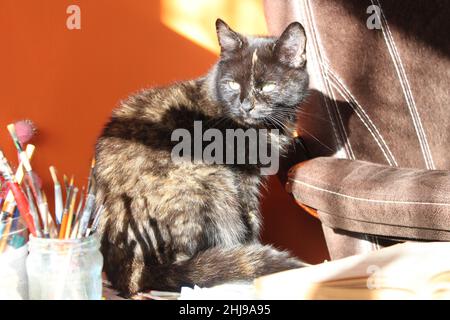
[
  {"x1": 77, "y1": 193, "x2": 96, "y2": 238},
  {"x1": 0, "y1": 201, "x2": 15, "y2": 236},
  {"x1": 49, "y1": 166, "x2": 63, "y2": 226},
  {"x1": 86, "y1": 205, "x2": 104, "y2": 237},
  {"x1": 0, "y1": 144, "x2": 35, "y2": 222},
  {"x1": 64, "y1": 187, "x2": 78, "y2": 239},
  {"x1": 0, "y1": 217, "x2": 13, "y2": 252},
  {"x1": 24, "y1": 182, "x2": 42, "y2": 237},
  {"x1": 64, "y1": 175, "x2": 74, "y2": 208},
  {"x1": 70, "y1": 216, "x2": 81, "y2": 239},
  {"x1": 7, "y1": 123, "x2": 49, "y2": 237},
  {"x1": 58, "y1": 176, "x2": 74, "y2": 239},
  {"x1": 63, "y1": 174, "x2": 69, "y2": 196},
  {"x1": 74, "y1": 158, "x2": 97, "y2": 237},
  {"x1": 86, "y1": 158, "x2": 95, "y2": 193},
  {"x1": 42, "y1": 192, "x2": 58, "y2": 238},
  {"x1": 0, "y1": 145, "x2": 37, "y2": 245},
  {"x1": 75, "y1": 187, "x2": 85, "y2": 219},
  {"x1": 69, "y1": 187, "x2": 84, "y2": 239},
  {"x1": 0, "y1": 150, "x2": 36, "y2": 236},
  {"x1": 8, "y1": 207, "x2": 26, "y2": 248}
]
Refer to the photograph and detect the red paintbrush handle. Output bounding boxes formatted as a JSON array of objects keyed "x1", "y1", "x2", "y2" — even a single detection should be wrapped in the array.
[
  {"x1": 7, "y1": 181, "x2": 37, "y2": 236},
  {"x1": 0, "y1": 176, "x2": 8, "y2": 198}
]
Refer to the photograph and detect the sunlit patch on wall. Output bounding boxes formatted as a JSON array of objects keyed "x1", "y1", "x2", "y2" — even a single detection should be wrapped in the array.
[{"x1": 161, "y1": 0, "x2": 268, "y2": 54}]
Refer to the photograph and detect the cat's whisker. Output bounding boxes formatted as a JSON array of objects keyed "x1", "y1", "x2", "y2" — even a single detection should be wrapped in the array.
[
  {"x1": 206, "y1": 116, "x2": 229, "y2": 129},
  {"x1": 267, "y1": 111, "x2": 335, "y2": 153},
  {"x1": 296, "y1": 110, "x2": 332, "y2": 123},
  {"x1": 265, "y1": 115, "x2": 290, "y2": 133},
  {"x1": 296, "y1": 126, "x2": 335, "y2": 153}
]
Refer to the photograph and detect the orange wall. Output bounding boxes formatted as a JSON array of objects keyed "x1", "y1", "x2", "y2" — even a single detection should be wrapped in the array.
[{"x1": 0, "y1": 0, "x2": 328, "y2": 264}]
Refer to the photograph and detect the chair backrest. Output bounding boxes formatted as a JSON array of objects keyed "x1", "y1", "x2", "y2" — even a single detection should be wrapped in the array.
[{"x1": 265, "y1": 0, "x2": 450, "y2": 259}]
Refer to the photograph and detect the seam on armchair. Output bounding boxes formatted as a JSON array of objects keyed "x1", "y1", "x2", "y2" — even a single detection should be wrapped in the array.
[
  {"x1": 319, "y1": 210, "x2": 450, "y2": 241},
  {"x1": 289, "y1": 177, "x2": 450, "y2": 207},
  {"x1": 326, "y1": 67, "x2": 398, "y2": 167},
  {"x1": 303, "y1": 0, "x2": 354, "y2": 159},
  {"x1": 372, "y1": 0, "x2": 435, "y2": 169},
  {"x1": 318, "y1": 207, "x2": 450, "y2": 232}
]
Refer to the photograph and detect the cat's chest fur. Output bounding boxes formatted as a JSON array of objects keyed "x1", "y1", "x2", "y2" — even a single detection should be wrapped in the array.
[{"x1": 95, "y1": 80, "x2": 283, "y2": 254}]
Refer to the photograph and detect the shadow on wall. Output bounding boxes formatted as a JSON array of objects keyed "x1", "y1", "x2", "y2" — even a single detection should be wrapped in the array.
[{"x1": 0, "y1": 0, "x2": 329, "y2": 264}]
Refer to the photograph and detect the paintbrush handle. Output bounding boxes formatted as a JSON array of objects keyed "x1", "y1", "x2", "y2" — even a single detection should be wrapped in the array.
[
  {"x1": 37, "y1": 202, "x2": 50, "y2": 238},
  {"x1": 0, "y1": 218, "x2": 13, "y2": 253},
  {"x1": 26, "y1": 171, "x2": 48, "y2": 235},
  {"x1": 77, "y1": 194, "x2": 95, "y2": 238},
  {"x1": 17, "y1": 148, "x2": 47, "y2": 231},
  {"x1": 24, "y1": 184, "x2": 42, "y2": 237},
  {"x1": 58, "y1": 185, "x2": 74, "y2": 239},
  {"x1": 7, "y1": 181, "x2": 36, "y2": 236},
  {"x1": 54, "y1": 184, "x2": 63, "y2": 225},
  {"x1": 58, "y1": 211, "x2": 69, "y2": 239},
  {"x1": 70, "y1": 220, "x2": 80, "y2": 239},
  {"x1": 64, "y1": 189, "x2": 78, "y2": 239},
  {"x1": 90, "y1": 208, "x2": 103, "y2": 233},
  {"x1": 0, "y1": 202, "x2": 15, "y2": 223},
  {"x1": 0, "y1": 145, "x2": 35, "y2": 219}
]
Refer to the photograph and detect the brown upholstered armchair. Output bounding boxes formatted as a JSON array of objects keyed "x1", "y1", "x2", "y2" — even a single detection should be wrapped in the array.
[{"x1": 264, "y1": 0, "x2": 450, "y2": 259}]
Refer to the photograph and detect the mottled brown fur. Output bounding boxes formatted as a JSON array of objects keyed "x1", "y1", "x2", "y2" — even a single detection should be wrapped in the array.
[{"x1": 94, "y1": 20, "x2": 309, "y2": 295}]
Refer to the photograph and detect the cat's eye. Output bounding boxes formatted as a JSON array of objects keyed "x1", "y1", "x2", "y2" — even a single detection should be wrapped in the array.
[
  {"x1": 262, "y1": 83, "x2": 276, "y2": 93},
  {"x1": 227, "y1": 81, "x2": 240, "y2": 90}
]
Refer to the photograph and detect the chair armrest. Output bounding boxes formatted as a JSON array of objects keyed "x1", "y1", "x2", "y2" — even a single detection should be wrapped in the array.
[{"x1": 287, "y1": 157, "x2": 450, "y2": 241}]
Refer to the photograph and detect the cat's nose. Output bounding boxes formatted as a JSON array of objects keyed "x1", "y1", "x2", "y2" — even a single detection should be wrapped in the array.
[{"x1": 241, "y1": 101, "x2": 255, "y2": 112}]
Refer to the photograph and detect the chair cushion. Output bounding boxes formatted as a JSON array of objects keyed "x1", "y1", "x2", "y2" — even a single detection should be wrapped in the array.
[{"x1": 287, "y1": 157, "x2": 450, "y2": 241}]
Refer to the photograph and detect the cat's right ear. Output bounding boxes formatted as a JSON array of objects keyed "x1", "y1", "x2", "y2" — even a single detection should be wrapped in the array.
[
  {"x1": 274, "y1": 22, "x2": 307, "y2": 68},
  {"x1": 216, "y1": 19, "x2": 243, "y2": 57}
]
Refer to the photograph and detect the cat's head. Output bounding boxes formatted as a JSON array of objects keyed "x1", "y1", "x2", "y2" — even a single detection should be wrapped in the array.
[{"x1": 213, "y1": 19, "x2": 309, "y2": 127}]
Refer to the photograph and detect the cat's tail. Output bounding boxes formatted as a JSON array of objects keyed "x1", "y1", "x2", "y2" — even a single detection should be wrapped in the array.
[{"x1": 115, "y1": 244, "x2": 305, "y2": 295}]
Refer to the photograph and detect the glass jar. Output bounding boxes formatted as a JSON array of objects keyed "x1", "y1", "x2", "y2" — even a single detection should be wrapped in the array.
[
  {"x1": 0, "y1": 217, "x2": 29, "y2": 300},
  {"x1": 26, "y1": 234, "x2": 103, "y2": 300}
]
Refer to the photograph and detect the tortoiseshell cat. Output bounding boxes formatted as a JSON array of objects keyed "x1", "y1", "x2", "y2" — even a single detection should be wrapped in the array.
[{"x1": 94, "y1": 19, "x2": 309, "y2": 295}]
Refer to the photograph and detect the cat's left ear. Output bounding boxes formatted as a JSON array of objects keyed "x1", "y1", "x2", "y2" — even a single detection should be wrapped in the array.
[
  {"x1": 216, "y1": 19, "x2": 244, "y2": 56},
  {"x1": 274, "y1": 22, "x2": 307, "y2": 68}
]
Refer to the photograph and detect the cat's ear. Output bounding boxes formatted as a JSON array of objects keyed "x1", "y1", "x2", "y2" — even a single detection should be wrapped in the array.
[
  {"x1": 274, "y1": 22, "x2": 307, "y2": 68},
  {"x1": 216, "y1": 19, "x2": 244, "y2": 56}
]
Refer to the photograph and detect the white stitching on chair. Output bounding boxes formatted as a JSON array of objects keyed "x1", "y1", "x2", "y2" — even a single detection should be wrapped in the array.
[
  {"x1": 303, "y1": 0, "x2": 356, "y2": 159},
  {"x1": 326, "y1": 67, "x2": 398, "y2": 167},
  {"x1": 372, "y1": 0, "x2": 435, "y2": 169},
  {"x1": 300, "y1": 1, "x2": 338, "y2": 143},
  {"x1": 289, "y1": 177, "x2": 450, "y2": 206},
  {"x1": 324, "y1": 65, "x2": 357, "y2": 160},
  {"x1": 304, "y1": 0, "x2": 380, "y2": 250}
]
